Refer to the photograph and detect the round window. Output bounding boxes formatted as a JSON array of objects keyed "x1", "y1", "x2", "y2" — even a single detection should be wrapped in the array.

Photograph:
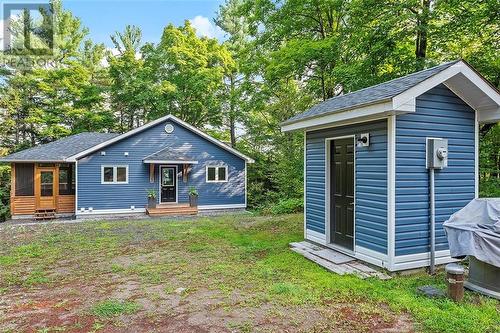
[{"x1": 164, "y1": 123, "x2": 174, "y2": 134}]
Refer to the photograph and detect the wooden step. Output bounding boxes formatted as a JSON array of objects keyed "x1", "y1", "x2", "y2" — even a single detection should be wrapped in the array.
[
  {"x1": 146, "y1": 204, "x2": 198, "y2": 217},
  {"x1": 34, "y1": 208, "x2": 56, "y2": 220}
]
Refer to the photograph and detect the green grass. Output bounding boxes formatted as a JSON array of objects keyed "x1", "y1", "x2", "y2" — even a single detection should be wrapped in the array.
[
  {"x1": 0, "y1": 214, "x2": 498, "y2": 332},
  {"x1": 91, "y1": 299, "x2": 140, "y2": 318}
]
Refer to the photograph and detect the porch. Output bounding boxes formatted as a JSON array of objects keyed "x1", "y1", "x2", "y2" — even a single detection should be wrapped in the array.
[{"x1": 10, "y1": 162, "x2": 75, "y2": 219}]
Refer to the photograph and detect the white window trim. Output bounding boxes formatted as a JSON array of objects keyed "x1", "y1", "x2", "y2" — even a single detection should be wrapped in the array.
[
  {"x1": 206, "y1": 165, "x2": 228, "y2": 183},
  {"x1": 101, "y1": 165, "x2": 129, "y2": 184}
]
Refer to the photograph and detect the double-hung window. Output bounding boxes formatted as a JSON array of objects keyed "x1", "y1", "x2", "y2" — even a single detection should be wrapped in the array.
[
  {"x1": 101, "y1": 165, "x2": 128, "y2": 184},
  {"x1": 206, "y1": 165, "x2": 228, "y2": 182}
]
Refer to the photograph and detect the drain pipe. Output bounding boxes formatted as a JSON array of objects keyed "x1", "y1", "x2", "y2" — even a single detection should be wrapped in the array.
[{"x1": 429, "y1": 168, "x2": 436, "y2": 275}]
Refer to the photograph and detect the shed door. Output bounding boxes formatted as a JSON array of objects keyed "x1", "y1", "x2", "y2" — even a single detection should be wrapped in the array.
[{"x1": 330, "y1": 138, "x2": 354, "y2": 250}]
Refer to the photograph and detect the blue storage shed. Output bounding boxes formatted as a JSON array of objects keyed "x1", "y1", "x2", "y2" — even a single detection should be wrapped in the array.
[{"x1": 281, "y1": 60, "x2": 500, "y2": 271}]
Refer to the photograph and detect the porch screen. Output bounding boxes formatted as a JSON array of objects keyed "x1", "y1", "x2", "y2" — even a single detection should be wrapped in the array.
[
  {"x1": 15, "y1": 163, "x2": 34, "y2": 196},
  {"x1": 59, "y1": 164, "x2": 75, "y2": 195}
]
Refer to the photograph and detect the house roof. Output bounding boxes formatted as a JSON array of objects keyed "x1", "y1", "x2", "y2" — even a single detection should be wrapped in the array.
[
  {"x1": 67, "y1": 114, "x2": 255, "y2": 163},
  {"x1": 0, "y1": 132, "x2": 119, "y2": 163},
  {"x1": 281, "y1": 60, "x2": 500, "y2": 132},
  {"x1": 282, "y1": 61, "x2": 460, "y2": 126},
  {"x1": 143, "y1": 147, "x2": 199, "y2": 164}
]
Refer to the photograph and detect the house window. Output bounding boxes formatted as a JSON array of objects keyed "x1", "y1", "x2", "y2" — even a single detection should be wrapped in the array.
[
  {"x1": 59, "y1": 164, "x2": 75, "y2": 195},
  {"x1": 101, "y1": 165, "x2": 128, "y2": 184},
  {"x1": 206, "y1": 166, "x2": 228, "y2": 182}
]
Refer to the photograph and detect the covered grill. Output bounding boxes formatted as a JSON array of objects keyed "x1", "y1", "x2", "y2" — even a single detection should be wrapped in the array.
[{"x1": 443, "y1": 199, "x2": 500, "y2": 299}]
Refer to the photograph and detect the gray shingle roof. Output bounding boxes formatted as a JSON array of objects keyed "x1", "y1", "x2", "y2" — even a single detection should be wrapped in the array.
[
  {"x1": 0, "y1": 132, "x2": 119, "y2": 162},
  {"x1": 283, "y1": 60, "x2": 460, "y2": 125},
  {"x1": 143, "y1": 147, "x2": 197, "y2": 162}
]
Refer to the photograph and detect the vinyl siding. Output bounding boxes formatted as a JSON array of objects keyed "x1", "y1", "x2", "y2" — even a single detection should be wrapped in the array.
[
  {"x1": 306, "y1": 120, "x2": 388, "y2": 254},
  {"x1": 77, "y1": 119, "x2": 246, "y2": 210},
  {"x1": 395, "y1": 84, "x2": 476, "y2": 256}
]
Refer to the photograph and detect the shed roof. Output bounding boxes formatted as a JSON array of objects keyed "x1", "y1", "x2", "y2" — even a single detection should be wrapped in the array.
[
  {"x1": 281, "y1": 60, "x2": 500, "y2": 132},
  {"x1": 143, "y1": 147, "x2": 199, "y2": 164},
  {"x1": 282, "y1": 61, "x2": 460, "y2": 126},
  {"x1": 0, "y1": 132, "x2": 119, "y2": 162}
]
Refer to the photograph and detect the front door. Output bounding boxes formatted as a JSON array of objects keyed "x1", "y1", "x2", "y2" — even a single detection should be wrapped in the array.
[
  {"x1": 36, "y1": 167, "x2": 56, "y2": 210},
  {"x1": 160, "y1": 166, "x2": 177, "y2": 203},
  {"x1": 330, "y1": 138, "x2": 354, "y2": 250}
]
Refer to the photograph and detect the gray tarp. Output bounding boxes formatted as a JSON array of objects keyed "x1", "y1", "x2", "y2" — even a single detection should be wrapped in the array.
[{"x1": 443, "y1": 199, "x2": 500, "y2": 268}]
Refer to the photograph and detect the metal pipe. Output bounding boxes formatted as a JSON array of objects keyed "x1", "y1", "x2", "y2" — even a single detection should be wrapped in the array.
[{"x1": 429, "y1": 168, "x2": 435, "y2": 275}]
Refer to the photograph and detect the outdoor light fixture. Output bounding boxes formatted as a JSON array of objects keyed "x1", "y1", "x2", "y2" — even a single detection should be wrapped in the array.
[{"x1": 357, "y1": 133, "x2": 370, "y2": 147}]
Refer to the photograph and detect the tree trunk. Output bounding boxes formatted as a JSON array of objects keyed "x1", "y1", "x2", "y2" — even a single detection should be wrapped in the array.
[
  {"x1": 229, "y1": 74, "x2": 236, "y2": 147},
  {"x1": 415, "y1": 0, "x2": 431, "y2": 70}
]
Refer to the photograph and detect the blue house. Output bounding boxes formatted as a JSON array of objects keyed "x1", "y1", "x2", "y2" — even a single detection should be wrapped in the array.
[
  {"x1": 1, "y1": 115, "x2": 254, "y2": 219},
  {"x1": 282, "y1": 60, "x2": 500, "y2": 271}
]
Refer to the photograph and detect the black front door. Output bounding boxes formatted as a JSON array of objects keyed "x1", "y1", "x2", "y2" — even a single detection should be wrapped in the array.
[
  {"x1": 330, "y1": 138, "x2": 354, "y2": 250},
  {"x1": 160, "y1": 166, "x2": 176, "y2": 203}
]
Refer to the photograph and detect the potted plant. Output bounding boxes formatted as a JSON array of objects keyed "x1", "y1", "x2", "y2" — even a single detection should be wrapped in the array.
[
  {"x1": 146, "y1": 189, "x2": 157, "y2": 209},
  {"x1": 188, "y1": 187, "x2": 198, "y2": 207}
]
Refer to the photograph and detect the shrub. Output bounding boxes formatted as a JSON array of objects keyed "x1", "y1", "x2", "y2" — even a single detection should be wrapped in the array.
[
  {"x1": 0, "y1": 166, "x2": 10, "y2": 222},
  {"x1": 267, "y1": 198, "x2": 303, "y2": 215}
]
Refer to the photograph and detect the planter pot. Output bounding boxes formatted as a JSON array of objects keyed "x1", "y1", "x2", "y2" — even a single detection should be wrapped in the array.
[
  {"x1": 189, "y1": 195, "x2": 198, "y2": 207},
  {"x1": 148, "y1": 197, "x2": 157, "y2": 209}
]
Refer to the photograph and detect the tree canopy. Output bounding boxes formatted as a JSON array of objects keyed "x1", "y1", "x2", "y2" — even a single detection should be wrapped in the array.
[{"x1": 0, "y1": 0, "x2": 498, "y2": 217}]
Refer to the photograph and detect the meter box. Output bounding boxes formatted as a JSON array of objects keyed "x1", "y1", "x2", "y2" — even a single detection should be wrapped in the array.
[{"x1": 426, "y1": 138, "x2": 448, "y2": 169}]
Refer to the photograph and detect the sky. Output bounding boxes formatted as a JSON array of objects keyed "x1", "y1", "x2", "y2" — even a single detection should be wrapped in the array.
[{"x1": 63, "y1": 0, "x2": 226, "y2": 47}]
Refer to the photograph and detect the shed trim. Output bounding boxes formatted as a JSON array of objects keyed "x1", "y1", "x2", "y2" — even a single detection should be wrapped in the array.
[{"x1": 387, "y1": 116, "x2": 396, "y2": 269}]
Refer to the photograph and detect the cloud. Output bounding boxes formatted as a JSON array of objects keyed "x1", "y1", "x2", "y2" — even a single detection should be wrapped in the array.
[{"x1": 189, "y1": 15, "x2": 224, "y2": 40}]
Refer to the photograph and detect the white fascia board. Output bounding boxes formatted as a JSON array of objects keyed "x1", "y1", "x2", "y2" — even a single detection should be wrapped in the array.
[
  {"x1": 392, "y1": 61, "x2": 500, "y2": 121},
  {"x1": 66, "y1": 114, "x2": 255, "y2": 163},
  {"x1": 143, "y1": 160, "x2": 199, "y2": 164},
  {"x1": 281, "y1": 100, "x2": 395, "y2": 132}
]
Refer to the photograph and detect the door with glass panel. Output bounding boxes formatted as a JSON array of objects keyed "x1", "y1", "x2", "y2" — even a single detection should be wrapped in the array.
[
  {"x1": 36, "y1": 167, "x2": 56, "y2": 209},
  {"x1": 160, "y1": 166, "x2": 176, "y2": 203}
]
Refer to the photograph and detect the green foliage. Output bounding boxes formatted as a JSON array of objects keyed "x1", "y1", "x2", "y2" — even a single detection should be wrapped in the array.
[
  {"x1": 0, "y1": 0, "x2": 498, "y2": 215},
  {"x1": 91, "y1": 299, "x2": 140, "y2": 318},
  {"x1": 0, "y1": 166, "x2": 10, "y2": 222},
  {"x1": 146, "y1": 188, "x2": 157, "y2": 199},
  {"x1": 188, "y1": 187, "x2": 199, "y2": 197},
  {"x1": 263, "y1": 198, "x2": 303, "y2": 215},
  {"x1": 479, "y1": 123, "x2": 500, "y2": 197}
]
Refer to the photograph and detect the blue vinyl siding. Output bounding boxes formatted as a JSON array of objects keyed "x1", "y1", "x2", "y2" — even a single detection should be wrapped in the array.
[
  {"x1": 395, "y1": 84, "x2": 476, "y2": 256},
  {"x1": 77, "y1": 119, "x2": 246, "y2": 210},
  {"x1": 306, "y1": 120, "x2": 388, "y2": 254}
]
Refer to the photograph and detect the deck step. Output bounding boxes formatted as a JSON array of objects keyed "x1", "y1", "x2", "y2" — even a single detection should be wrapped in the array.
[
  {"x1": 146, "y1": 204, "x2": 198, "y2": 217},
  {"x1": 34, "y1": 209, "x2": 56, "y2": 220}
]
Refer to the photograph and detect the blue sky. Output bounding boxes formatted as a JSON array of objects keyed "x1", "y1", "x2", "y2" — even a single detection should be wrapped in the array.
[{"x1": 64, "y1": 0, "x2": 225, "y2": 47}]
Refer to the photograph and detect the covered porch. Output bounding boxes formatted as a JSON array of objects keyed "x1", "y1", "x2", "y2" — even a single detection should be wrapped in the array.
[
  {"x1": 143, "y1": 147, "x2": 198, "y2": 216},
  {"x1": 10, "y1": 162, "x2": 75, "y2": 219}
]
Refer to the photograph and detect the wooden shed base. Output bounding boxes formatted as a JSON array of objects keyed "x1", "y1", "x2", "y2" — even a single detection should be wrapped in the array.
[{"x1": 146, "y1": 203, "x2": 198, "y2": 217}]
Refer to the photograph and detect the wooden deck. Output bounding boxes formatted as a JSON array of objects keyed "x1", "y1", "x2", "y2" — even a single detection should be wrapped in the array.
[
  {"x1": 290, "y1": 241, "x2": 392, "y2": 280},
  {"x1": 146, "y1": 203, "x2": 198, "y2": 217}
]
